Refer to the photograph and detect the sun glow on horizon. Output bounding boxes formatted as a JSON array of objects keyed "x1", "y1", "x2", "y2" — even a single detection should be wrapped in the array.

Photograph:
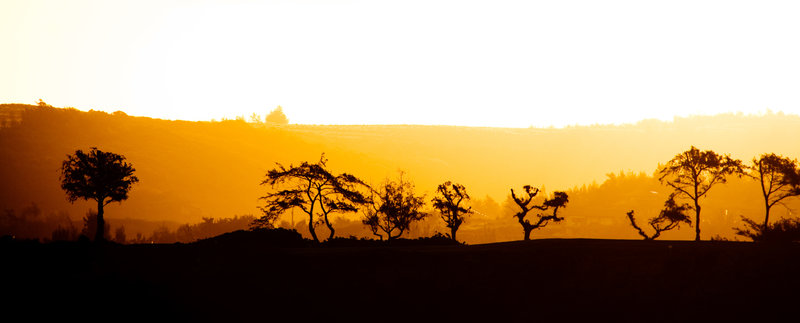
[{"x1": 3, "y1": 0, "x2": 800, "y2": 128}]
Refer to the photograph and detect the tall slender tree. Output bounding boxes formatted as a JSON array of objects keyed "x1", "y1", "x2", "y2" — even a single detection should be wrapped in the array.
[
  {"x1": 510, "y1": 186, "x2": 569, "y2": 241},
  {"x1": 431, "y1": 181, "x2": 472, "y2": 242},
  {"x1": 60, "y1": 147, "x2": 139, "y2": 242},
  {"x1": 658, "y1": 146, "x2": 744, "y2": 241},
  {"x1": 752, "y1": 153, "x2": 800, "y2": 232},
  {"x1": 255, "y1": 154, "x2": 367, "y2": 242}
]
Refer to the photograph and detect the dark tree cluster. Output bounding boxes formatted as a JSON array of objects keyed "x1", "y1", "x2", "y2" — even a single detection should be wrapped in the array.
[
  {"x1": 734, "y1": 217, "x2": 800, "y2": 242},
  {"x1": 626, "y1": 146, "x2": 800, "y2": 241},
  {"x1": 254, "y1": 153, "x2": 577, "y2": 243},
  {"x1": 255, "y1": 155, "x2": 470, "y2": 242},
  {"x1": 51, "y1": 144, "x2": 800, "y2": 245}
]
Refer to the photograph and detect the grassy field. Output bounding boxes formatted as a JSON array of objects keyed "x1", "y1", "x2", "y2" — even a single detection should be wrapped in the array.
[{"x1": 4, "y1": 237, "x2": 799, "y2": 322}]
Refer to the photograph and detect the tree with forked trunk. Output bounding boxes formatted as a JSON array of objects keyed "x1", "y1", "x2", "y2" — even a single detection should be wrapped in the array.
[{"x1": 255, "y1": 154, "x2": 367, "y2": 243}]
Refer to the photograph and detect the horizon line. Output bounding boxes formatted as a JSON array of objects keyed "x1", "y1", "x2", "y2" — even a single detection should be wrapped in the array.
[{"x1": 1, "y1": 102, "x2": 795, "y2": 130}]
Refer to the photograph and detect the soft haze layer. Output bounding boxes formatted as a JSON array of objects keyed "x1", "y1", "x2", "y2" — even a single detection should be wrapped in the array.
[{"x1": 2, "y1": 0, "x2": 799, "y2": 127}]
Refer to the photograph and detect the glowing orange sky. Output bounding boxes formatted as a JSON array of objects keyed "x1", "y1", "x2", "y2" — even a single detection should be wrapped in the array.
[{"x1": 3, "y1": 0, "x2": 800, "y2": 127}]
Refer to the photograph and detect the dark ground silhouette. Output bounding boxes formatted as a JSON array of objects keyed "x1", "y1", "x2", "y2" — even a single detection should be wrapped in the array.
[{"x1": 3, "y1": 237, "x2": 799, "y2": 322}]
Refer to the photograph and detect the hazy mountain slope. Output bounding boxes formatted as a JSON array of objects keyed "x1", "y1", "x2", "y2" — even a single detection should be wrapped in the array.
[
  {"x1": 287, "y1": 112, "x2": 800, "y2": 201},
  {"x1": 2, "y1": 104, "x2": 799, "y2": 241}
]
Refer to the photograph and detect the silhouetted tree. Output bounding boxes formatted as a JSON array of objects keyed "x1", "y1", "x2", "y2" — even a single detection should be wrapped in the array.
[
  {"x1": 60, "y1": 147, "x2": 139, "y2": 242},
  {"x1": 256, "y1": 154, "x2": 367, "y2": 242},
  {"x1": 510, "y1": 185, "x2": 569, "y2": 241},
  {"x1": 658, "y1": 146, "x2": 744, "y2": 241},
  {"x1": 626, "y1": 194, "x2": 692, "y2": 240},
  {"x1": 363, "y1": 173, "x2": 427, "y2": 240},
  {"x1": 265, "y1": 106, "x2": 289, "y2": 125},
  {"x1": 431, "y1": 181, "x2": 472, "y2": 242},
  {"x1": 751, "y1": 153, "x2": 800, "y2": 232}
]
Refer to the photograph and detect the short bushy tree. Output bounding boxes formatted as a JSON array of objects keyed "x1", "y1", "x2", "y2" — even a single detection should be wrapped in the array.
[
  {"x1": 431, "y1": 181, "x2": 472, "y2": 242},
  {"x1": 363, "y1": 173, "x2": 427, "y2": 241}
]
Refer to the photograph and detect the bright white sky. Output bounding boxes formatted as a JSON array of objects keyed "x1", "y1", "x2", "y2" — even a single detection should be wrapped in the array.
[{"x1": 2, "y1": 0, "x2": 799, "y2": 127}]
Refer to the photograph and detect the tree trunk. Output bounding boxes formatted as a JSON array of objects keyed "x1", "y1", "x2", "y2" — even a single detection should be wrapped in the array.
[
  {"x1": 389, "y1": 228, "x2": 403, "y2": 241},
  {"x1": 95, "y1": 199, "x2": 105, "y2": 242},
  {"x1": 694, "y1": 201, "x2": 701, "y2": 241},
  {"x1": 523, "y1": 227, "x2": 533, "y2": 241},
  {"x1": 450, "y1": 226, "x2": 458, "y2": 242},
  {"x1": 764, "y1": 203, "x2": 771, "y2": 234},
  {"x1": 325, "y1": 215, "x2": 335, "y2": 241},
  {"x1": 308, "y1": 214, "x2": 319, "y2": 243},
  {"x1": 649, "y1": 231, "x2": 659, "y2": 241}
]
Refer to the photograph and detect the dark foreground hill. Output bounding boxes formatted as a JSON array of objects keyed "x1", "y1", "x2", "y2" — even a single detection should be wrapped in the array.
[{"x1": 3, "y1": 237, "x2": 799, "y2": 322}]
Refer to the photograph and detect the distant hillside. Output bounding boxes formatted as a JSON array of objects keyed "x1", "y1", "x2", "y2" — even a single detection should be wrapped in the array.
[{"x1": 2, "y1": 104, "x2": 800, "y2": 242}]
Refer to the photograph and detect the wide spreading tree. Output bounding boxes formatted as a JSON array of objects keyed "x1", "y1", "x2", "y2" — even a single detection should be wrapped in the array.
[{"x1": 255, "y1": 154, "x2": 367, "y2": 242}]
